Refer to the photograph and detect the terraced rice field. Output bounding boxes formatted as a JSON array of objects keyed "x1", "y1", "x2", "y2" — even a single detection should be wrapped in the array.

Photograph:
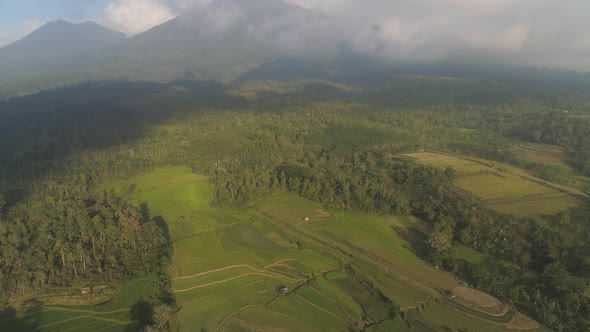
[
  {"x1": 510, "y1": 143, "x2": 566, "y2": 165},
  {"x1": 406, "y1": 151, "x2": 583, "y2": 215},
  {"x1": 6, "y1": 167, "x2": 547, "y2": 331},
  {"x1": 1, "y1": 278, "x2": 160, "y2": 332},
  {"x1": 456, "y1": 173, "x2": 578, "y2": 214},
  {"x1": 404, "y1": 152, "x2": 490, "y2": 174}
]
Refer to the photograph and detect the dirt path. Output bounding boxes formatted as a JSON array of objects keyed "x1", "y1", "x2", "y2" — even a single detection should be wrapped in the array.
[
  {"x1": 174, "y1": 259, "x2": 306, "y2": 282},
  {"x1": 43, "y1": 307, "x2": 128, "y2": 315},
  {"x1": 173, "y1": 273, "x2": 303, "y2": 293},
  {"x1": 214, "y1": 304, "x2": 259, "y2": 332},
  {"x1": 296, "y1": 294, "x2": 349, "y2": 325},
  {"x1": 39, "y1": 315, "x2": 127, "y2": 329},
  {"x1": 308, "y1": 285, "x2": 356, "y2": 322},
  {"x1": 263, "y1": 259, "x2": 298, "y2": 269},
  {"x1": 172, "y1": 264, "x2": 253, "y2": 280}
]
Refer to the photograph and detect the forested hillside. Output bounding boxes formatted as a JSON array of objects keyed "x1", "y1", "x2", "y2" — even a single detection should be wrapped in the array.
[{"x1": 0, "y1": 79, "x2": 589, "y2": 330}]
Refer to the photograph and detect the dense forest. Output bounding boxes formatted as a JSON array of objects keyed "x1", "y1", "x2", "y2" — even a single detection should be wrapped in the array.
[{"x1": 0, "y1": 79, "x2": 589, "y2": 330}]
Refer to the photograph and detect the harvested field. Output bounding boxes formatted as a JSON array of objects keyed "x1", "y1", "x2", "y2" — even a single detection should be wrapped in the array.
[
  {"x1": 453, "y1": 286, "x2": 502, "y2": 308},
  {"x1": 511, "y1": 143, "x2": 565, "y2": 165},
  {"x1": 456, "y1": 173, "x2": 579, "y2": 214},
  {"x1": 406, "y1": 151, "x2": 582, "y2": 215},
  {"x1": 404, "y1": 152, "x2": 489, "y2": 174},
  {"x1": 452, "y1": 286, "x2": 509, "y2": 316},
  {"x1": 506, "y1": 312, "x2": 541, "y2": 330}
]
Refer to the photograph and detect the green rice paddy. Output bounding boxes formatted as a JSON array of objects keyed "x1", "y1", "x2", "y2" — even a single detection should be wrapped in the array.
[
  {"x1": 406, "y1": 151, "x2": 583, "y2": 215},
  {"x1": 7, "y1": 166, "x2": 547, "y2": 331}
]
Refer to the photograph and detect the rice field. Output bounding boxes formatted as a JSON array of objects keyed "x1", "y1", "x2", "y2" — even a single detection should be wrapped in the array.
[
  {"x1": 5, "y1": 166, "x2": 547, "y2": 331},
  {"x1": 406, "y1": 151, "x2": 583, "y2": 215},
  {"x1": 1, "y1": 277, "x2": 160, "y2": 332},
  {"x1": 510, "y1": 143, "x2": 566, "y2": 165},
  {"x1": 404, "y1": 152, "x2": 490, "y2": 174}
]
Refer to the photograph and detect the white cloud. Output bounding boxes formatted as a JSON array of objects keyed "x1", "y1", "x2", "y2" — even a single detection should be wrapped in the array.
[
  {"x1": 0, "y1": 18, "x2": 46, "y2": 47},
  {"x1": 461, "y1": 25, "x2": 529, "y2": 52},
  {"x1": 285, "y1": 0, "x2": 590, "y2": 70},
  {"x1": 94, "y1": 0, "x2": 590, "y2": 70},
  {"x1": 103, "y1": 0, "x2": 177, "y2": 35}
]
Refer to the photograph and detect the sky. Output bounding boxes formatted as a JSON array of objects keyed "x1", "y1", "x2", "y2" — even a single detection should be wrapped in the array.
[{"x1": 0, "y1": 0, "x2": 589, "y2": 71}]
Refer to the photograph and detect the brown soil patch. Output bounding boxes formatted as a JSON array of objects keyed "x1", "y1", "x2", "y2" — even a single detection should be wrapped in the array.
[
  {"x1": 506, "y1": 312, "x2": 540, "y2": 330},
  {"x1": 452, "y1": 286, "x2": 509, "y2": 316},
  {"x1": 511, "y1": 144, "x2": 565, "y2": 165},
  {"x1": 453, "y1": 286, "x2": 501, "y2": 307}
]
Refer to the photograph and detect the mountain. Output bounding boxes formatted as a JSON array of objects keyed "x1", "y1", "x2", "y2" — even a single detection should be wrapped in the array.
[
  {"x1": 0, "y1": 19, "x2": 125, "y2": 56},
  {"x1": 102, "y1": 0, "x2": 334, "y2": 82},
  {"x1": 0, "y1": 20, "x2": 126, "y2": 99},
  {"x1": 2, "y1": 0, "x2": 587, "y2": 100},
  {"x1": 0, "y1": 0, "x2": 336, "y2": 98}
]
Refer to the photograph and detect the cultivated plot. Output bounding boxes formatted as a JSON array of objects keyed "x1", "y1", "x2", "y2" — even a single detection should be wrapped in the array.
[
  {"x1": 404, "y1": 152, "x2": 490, "y2": 174},
  {"x1": 510, "y1": 143, "x2": 566, "y2": 165},
  {"x1": 9, "y1": 167, "x2": 546, "y2": 331},
  {"x1": 406, "y1": 151, "x2": 583, "y2": 215}
]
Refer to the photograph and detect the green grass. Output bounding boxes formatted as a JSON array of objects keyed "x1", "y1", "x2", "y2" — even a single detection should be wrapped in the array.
[
  {"x1": 405, "y1": 152, "x2": 490, "y2": 174},
  {"x1": 454, "y1": 244, "x2": 518, "y2": 271},
  {"x1": 8, "y1": 277, "x2": 160, "y2": 332},
  {"x1": 14, "y1": 166, "x2": 547, "y2": 331}
]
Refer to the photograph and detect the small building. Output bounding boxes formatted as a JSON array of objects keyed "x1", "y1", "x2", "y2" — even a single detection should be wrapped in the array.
[
  {"x1": 80, "y1": 287, "x2": 92, "y2": 295},
  {"x1": 303, "y1": 217, "x2": 311, "y2": 222},
  {"x1": 276, "y1": 286, "x2": 289, "y2": 295},
  {"x1": 443, "y1": 289, "x2": 456, "y2": 299}
]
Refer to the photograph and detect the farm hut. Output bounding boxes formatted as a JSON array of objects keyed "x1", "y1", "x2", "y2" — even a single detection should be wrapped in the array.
[
  {"x1": 303, "y1": 217, "x2": 310, "y2": 222},
  {"x1": 276, "y1": 286, "x2": 289, "y2": 295},
  {"x1": 443, "y1": 289, "x2": 456, "y2": 299},
  {"x1": 80, "y1": 287, "x2": 92, "y2": 295}
]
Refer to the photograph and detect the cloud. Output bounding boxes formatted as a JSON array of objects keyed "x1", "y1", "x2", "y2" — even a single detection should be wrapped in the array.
[
  {"x1": 0, "y1": 18, "x2": 46, "y2": 47},
  {"x1": 103, "y1": 0, "x2": 177, "y2": 34},
  {"x1": 97, "y1": 0, "x2": 590, "y2": 70},
  {"x1": 284, "y1": 0, "x2": 590, "y2": 70}
]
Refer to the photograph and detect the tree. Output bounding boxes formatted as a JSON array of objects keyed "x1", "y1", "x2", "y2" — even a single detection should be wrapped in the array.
[
  {"x1": 0, "y1": 193, "x2": 5, "y2": 214},
  {"x1": 429, "y1": 217, "x2": 455, "y2": 254},
  {"x1": 151, "y1": 304, "x2": 177, "y2": 331}
]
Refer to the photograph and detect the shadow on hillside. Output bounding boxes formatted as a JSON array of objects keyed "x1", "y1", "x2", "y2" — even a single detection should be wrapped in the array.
[
  {"x1": 140, "y1": 202, "x2": 173, "y2": 262},
  {"x1": 391, "y1": 224, "x2": 430, "y2": 259},
  {"x1": 139, "y1": 202, "x2": 174, "y2": 265},
  {"x1": 0, "y1": 79, "x2": 236, "y2": 199},
  {"x1": 0, "y1": 299, "x2": 43, "y2": 332},
  {"x1": 153, "y1": 215, "x2": 174, "y2": 264},
  {"x1": 125, "y1": 299, "x2": 154, "y2": 332},
  {"x1": 237, "y1": 57, "x2": 332, "y2": 82}
]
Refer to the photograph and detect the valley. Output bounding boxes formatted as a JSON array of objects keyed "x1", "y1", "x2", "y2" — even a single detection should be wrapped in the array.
[
  {"x1": 1, "y1": 78, "x2": 590, "y2": 331},
  {"x1": 1, "y1": 1, "x2": 590, "y2": 331},
  {"x1": 4, "y1": 162, "x2": 552, "y2": 331}
]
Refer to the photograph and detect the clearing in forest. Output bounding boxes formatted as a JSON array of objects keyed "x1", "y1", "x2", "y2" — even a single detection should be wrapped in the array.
[
  {"x1": 7, "y1": 167, "x2": 546, "y2": 332},
  {"x1": 2, "y1": 277, "x2": 160, "y2": 332},
  {"x1": 137, "y1": 167, "x2": 544, "y2": 331},
  {"x1": 404, "y1": 152, "x2": 489, "y2": 174},
  {"x1": 405, "y1": 151, "x2": 583, "y2": 215},
  {"x1": 456, "y1": 173, "x2": 578, "y2": 214},
  {"x1": 510, "y1": 143, "x2": 566, "y2": 165}
]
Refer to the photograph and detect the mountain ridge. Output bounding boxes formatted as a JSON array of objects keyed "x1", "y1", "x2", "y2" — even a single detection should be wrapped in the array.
[{"x1": 0, "y1": 19, "x2": 125, "y2": 56}]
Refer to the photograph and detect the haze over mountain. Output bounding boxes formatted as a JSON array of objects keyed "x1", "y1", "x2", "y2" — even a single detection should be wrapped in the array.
[
  {"x1": 104, "y1": 0, "x2": 335, "y2": 81},
  {"x1": 0, "y1": 19, "x2": 124, "y2": 57},
  {"x1": 0, "y1": 0, "x2": 341, "y2": 98},
  {"x1": 0, "y1": 0, "x2": 589, "y2": 99},
  {"x1": 1, "y1": 2, "x2": 590, "y2": 332}
]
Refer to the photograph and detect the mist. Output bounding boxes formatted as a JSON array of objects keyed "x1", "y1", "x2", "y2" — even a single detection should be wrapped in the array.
[{"x1": 100, "y1": 0, "x2": 590, "y2": 71}]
